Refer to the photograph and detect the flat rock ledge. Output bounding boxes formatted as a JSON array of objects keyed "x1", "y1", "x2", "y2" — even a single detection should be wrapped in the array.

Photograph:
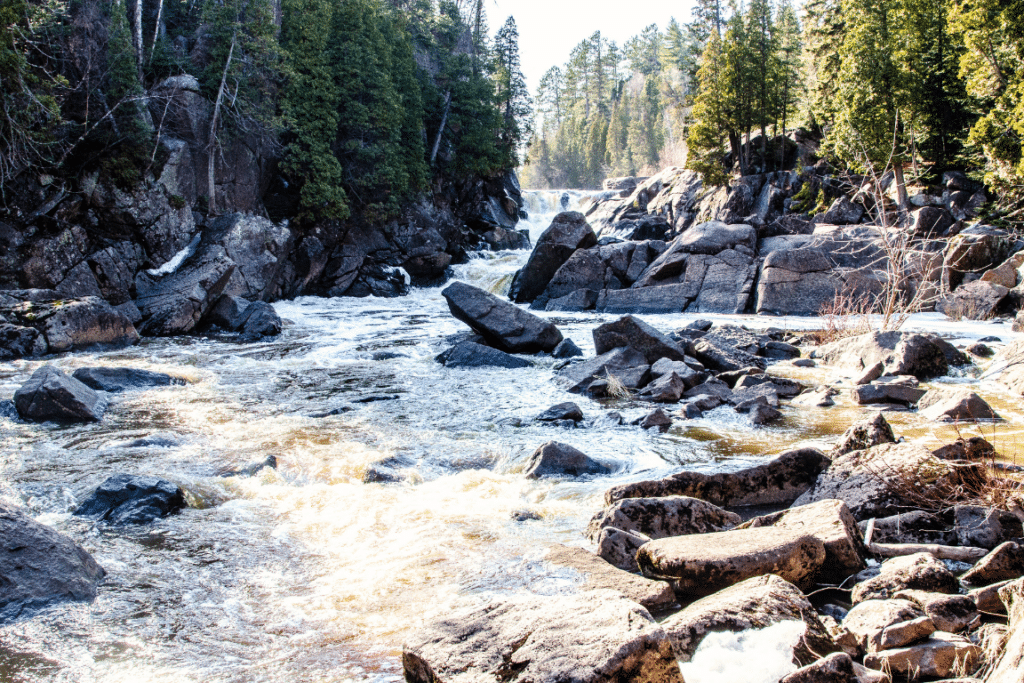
[{"x1": 402, "y1": 590, "x2": 683, "y2": 683}]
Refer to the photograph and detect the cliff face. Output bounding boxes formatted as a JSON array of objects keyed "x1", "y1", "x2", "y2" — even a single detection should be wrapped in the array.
[{"x1": 0, "y1": 70, "x2": 526, "y2": 339}]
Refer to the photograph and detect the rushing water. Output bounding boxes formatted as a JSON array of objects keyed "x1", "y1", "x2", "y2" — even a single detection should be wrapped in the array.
[{"x1": 1, "y1": 192, "x2": 1022, "y2": 683}]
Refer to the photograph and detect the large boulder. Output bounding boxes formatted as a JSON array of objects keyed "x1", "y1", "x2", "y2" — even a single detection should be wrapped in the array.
[
  {"x1": 961, "y1": 542, "x2": 1024, "y2": 586},
  {"x1": 402, "y1": 590, "x2": 684, "y2": 683},
  {"x1": 0, "y1": 501, "x2": 106, "y2": 623},
  {"x1": 658, "y1": 574, "x2": 838, "y2": 665},
  {"x1": 918, "y1": 389, "x2": 999, "y2": 422},
  {"x1": 604, "y1": 448, "x2": 830, "y2": 508},
  {"x1": 737, "y1": 500, "x2": 867, "y2": 581},
  {"x1": 814, "y1": 331, "x2": 949, "y2": 380},
  {"x1": 986, "y1": 578, "x2": 1024, "y2": 683},
  {"x1": 1, "y1": 297, "x2": 139, "y2": 354},
  {"x1": 755, "y1": 248, "x2": 841, "y2": 315},
  {"x1": 524, "y1": 442, "x2": 612, "y2": 479},
  {"x1": 937, "y1": 279, "x2": 1009, "y2": 320},
  {"x1": 793, "y1": 443, "x2": 964, "y2": 520},
  {"x1": 71, "y1": 367, "x2": 184, "y2": 393},
  {"x1": 74, "y1": 474, "x2": 188, "y2": 525},
  {"x1": 596, "y1": 284, "x2": 690, "y2": 314},
  {"x1": 831, "y1": 413, "x2": 896, "y2": 458},
  {"x1": 442, "y1": 282, "x2": 563, "y2": 353},
  {"x1": 509, "y1": 212, "x2": 598, "y2": 303},
  {"x1": 587, "y1": 496, "x2": 741, "y2": 542},
  {"x1": 14, "y1": 366, "x2": 106, "y2": 423},
  {"x1": 843, "y1": 599, "x2": 930, "y2": 653},
  {"x1": 134, "y1": 244, "x2": 236, "y2": 336},
  {"x1": 637, "y1": 527, "x2": 826, "y2": 596},
  {"x1": 862, "y1": 633, "x2": 981, "y2": 679},
  {"x1": 592, "y1": 316, "x2": 688, "y2": 364},
  {"x1": 208, "y1": 213, "x2": 294, "y2": 301},
  {"x1": 544, "y1": 545, "x2": 675, "y2": 612}
]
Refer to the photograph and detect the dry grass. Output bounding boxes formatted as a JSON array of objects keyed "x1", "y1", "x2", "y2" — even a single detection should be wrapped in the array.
[
  {"x1": 807, "y1": 292, "x2": 876, "y2": 345},
  {"x1": 604, "y1": 373, "x2": 632, "y2": 400}
]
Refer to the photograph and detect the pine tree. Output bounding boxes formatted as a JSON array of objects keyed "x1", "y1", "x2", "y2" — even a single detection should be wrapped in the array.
[
  {"x1": 802, "y1": 0, "x2": 843, "y2": 131},
  {"x1": 686, "y1": 31, "x2": 731, "y2": 185},
  {"x1": 493, "y1": 16, "x2": 532, "y2": 164},
  {"x1": 773, "y1": 0, "x2": 802, "y2": 169}
]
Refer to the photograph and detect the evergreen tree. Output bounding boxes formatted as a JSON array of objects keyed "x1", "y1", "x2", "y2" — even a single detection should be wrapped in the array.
[
  {"x1": 686, "y1": 31, "x2": 731, "y2": 185},
  {"x1": 493, "y1": 16, "x2": 532, "y2": 163},
  {"x1": 774, "y1": 0, "x2": 802, "y2": 168},
  {"x1": 802, "y1": 0, "x2": 843, "y2": 131}
]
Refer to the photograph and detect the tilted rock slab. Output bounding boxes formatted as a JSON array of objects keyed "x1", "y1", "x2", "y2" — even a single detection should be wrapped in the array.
[
  {"x1": 402, "y1": 590, "x2": 683, "y2": 683},
  {"x1": 544, "y1": 545, "x2": 675, "y2": 612},
  {"x1": 442, "y1": 281, "x2": 563, "y2": 354},
  {"x1": 637, "y1": 526, "x2": 826, "y2": 597},
  {"x1": 604, "y1": 448, "x2": 829, "y2": 508},
  {"x1": 509, "y1": 212, "x2": 598, "y2": 304},
  {"x1": 658, "y1": 574, "x2": 838, "y2": 665},
  {"x1": 0, "y1": 501, "x2": 105, "y2": 623},
  {"x1": 14, "y1": 366, "x2": 106, "y2": 423},
  {"x1": 985, "y1": 578, "x2": 1024, "y2": 683},
  {"x1": 862, "y1": 632, "x2": 981, "y2": 679},
  {"x1": 737, "y1": 499, "x2": 867, "y2": 581},
  {"x1": 852, "y1": 553, "x2": 959, "y2": 604},
  {"x1": 843, "y1": 599, "x2": 930, "y2": 653},
  {"x1": 814, "y1": 331, "x2": 949, "y2": 380}
]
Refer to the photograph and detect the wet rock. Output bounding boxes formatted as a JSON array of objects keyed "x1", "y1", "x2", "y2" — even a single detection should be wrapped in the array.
[
  {"x1": 2, "y1": 297, "x2": 139, "y2": 354},
  {"x1": 524, "y1": 442, "x2": 612, "y2": 479},
  {"x1": 74, "y1": 474, "x2": 187, "y2": 525},
  {"x1": 831, "y1": 413, "x2": 896, "y2": 458},
  {"x1": 544, "y1": 545, "x2": 675, "y2": 612},
  {"x1": 435, "y1": 341, "x2": 532, "y2": 369},
  {"x1": 605, "y1": 447, "x2": 830, "y2": 508},
  {"x1": 862, "y1": 511, "x2": 956, "y2": 546},
  {"x1": 135, "y1": 248, "x2": 236, "y2": 336},
  {"x1": 592, "y1": 315, "x2": 689, "y2": 364},
  {"x1": 595, "y1": 284, "x2": 690, "y2": 314},
  {"x1": 692, "y1": 337, "x2": 767, "y2": 373},
  {"x1": 402, "y1": 590, "x2": 683, "y2": 683},
  {"x1": 855, "y1": 362, "x2": 885, "y2": 385},
  {"x1": 748, "y1": 401, "x2": 783, "y2": 425},
  {"x1": 0, "y1": 323, "x2": 45, "y2": 360},
  {"x1": 937, "y1": 279, "x2": 1009, "y2": 320},
  {"x1": 638, "y1": 408, "x2": 673, "y2": 431},
  {"x1": 536, "y1": 402, "x2": 584, "y2": 423},
  {"x1": 596, "y1": 526, "x2": 650, "y2": 572},
  {"x1": 637, "y1": 373, "x2": 686, "y2": 403},
  {"x1": 816, "y1": 331, "x2": 949, "y2": 380},
  {"x1": 587, "y1": 496, "x2": 741, "y2": 543},
  {"x1": 14, "y1": 366, "x2": 106, "y2": 423},
  {"x1": 730, "y1": 383, "x2": 780, "y2": 408},
  {"x1": 557, "y1": 346, "x2": 650, "y2": 393},
  {"x1": 544, "y1": 288, "x2": 598, "y2": 312},
  {"x1": 551, "y1": 338, "x2": 583, "y2": 358},
  {"x1": 986, "y1": 578, "x2": 1024, "y2": 683},
  {"x1": 683, "y1": 377, "x2": 733, "y2": 402},
  {"x1": 738, "y1": 499, "x2": 867, "y2": 581},
  {"x1": 220, "y1": 455, "x2": 277, "y2": 478},
  {"x1": 637, "y1": 526, "x2": 826, "y2": 596},
  {"x1": 510, "y1": 509, "x2": 542, "y2": 522},
  {"x1": 205, "y1": 294, "x2": 250, "y2": 330},
  {"x1": 961, "y1": 542, "x2": 1024, "y2": 586},
  {"x1": 780, "y1": 652, "x2": 859, "y2": 683},
  {"x1": 918, "y1": 389, "x2": 999, "y2": 422},
  {"x1": 659, "y1": 574, "x2": 838, "y2": 665},
  {"x1": 71, "y1": 367, "x2": 184, "y2": 393},
  {"x1": 236, "y1": 301, "x2": 282, "y2": 339},
  {"x1": 852, "y1": 554, "x2": 959, "y2": 604},
  {"x1": 862, "y1": 632, "x2": 981, "y2": 680},
  {"x1": 954, "y1": 505, "x2": 1024, "y2": 550},
  {"x1": 792, "y1": 358, "x2": 816, "y2": 368},
  {"x1": 932, "y1": 436, "x2": 996, "y2": 461},
  {"x1": 981, "y1": 339, "x2": 1024, "y2": 397},
  {"x1": 793, "y1": 443, "x2": 963, "y2": 520},
  {"x1": 442, "y1": 282, "x2": 563, "y2": 354},
  {"x1": 843, "y1": 599, "x2": 929, "y2": 653},
  {"x1": 894, "y1": 590, "x2": 978, "y2": 633},
  {"x1": 852, "y1": 383, "x2": 926, "y2": 406},
  {"x1": 967, "y1": 342, "x2": 994, "y2": 357},
  {"x1": 363, "y1": 455, "x2": 415, "y2": 484},
  {"x1": 509, "y1": 212, "x2": 598, "y2": 304},
  {"x1": 792, "y1": 386, "x2": 837, "y2": 407},
  {"x1": 0, "y1": 501, "x2": 106, "y2": 623}
]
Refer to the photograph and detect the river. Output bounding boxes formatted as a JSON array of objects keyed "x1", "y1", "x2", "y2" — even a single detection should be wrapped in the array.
[{"x1": 1, "y1": 191, "x2": 1021, "y2": 682}]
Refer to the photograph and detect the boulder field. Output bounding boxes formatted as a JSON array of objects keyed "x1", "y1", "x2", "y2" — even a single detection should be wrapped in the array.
[{"x1": 404, "y1": 292, "x2": 1024, "y2": 683}]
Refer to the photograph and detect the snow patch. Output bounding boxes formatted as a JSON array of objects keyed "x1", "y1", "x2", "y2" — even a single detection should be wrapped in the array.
[
  {"x1": 678, "y1": 620, "x2": 806, "y2": 683},
  {"x1": 148, "y1": 233, "x2": 201, "y2": 277}
]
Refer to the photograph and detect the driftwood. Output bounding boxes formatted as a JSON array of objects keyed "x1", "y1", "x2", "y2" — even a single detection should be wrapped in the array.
[{"x1": 868, "y1": 542, "x2": 988, "y2": 562}]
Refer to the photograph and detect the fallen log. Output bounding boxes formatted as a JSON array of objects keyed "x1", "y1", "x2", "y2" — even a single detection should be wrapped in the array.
[{"x1": 868, "y1": 542, "x2": 987, "y2": 562}]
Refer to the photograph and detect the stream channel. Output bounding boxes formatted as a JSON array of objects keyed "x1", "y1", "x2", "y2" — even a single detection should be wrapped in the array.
[{"x1": 1, "y1": 190, "x2": 1022, "y2": 683}]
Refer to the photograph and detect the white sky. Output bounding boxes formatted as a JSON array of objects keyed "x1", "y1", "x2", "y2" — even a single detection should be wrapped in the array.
[{"x1": 489, "y1": 0, "x2": 699, "y2": 95}]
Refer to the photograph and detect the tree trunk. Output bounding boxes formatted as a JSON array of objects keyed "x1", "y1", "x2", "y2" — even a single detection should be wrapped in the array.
[
  {"x1": 893, "y1": 161, "x2": 910, "y2": 213},
  {"x1": 207, "y1": 35, "x2": 235, "y2": 216},
  {"x1": 133, "y1": 0, "x2": 144, "y2": 79},
  {"x1": 430, "y1": 90, "x2": 451, "y2": 166},
  {"x1": 149, "y1": 0, "x2": 164, "y2": 65}
]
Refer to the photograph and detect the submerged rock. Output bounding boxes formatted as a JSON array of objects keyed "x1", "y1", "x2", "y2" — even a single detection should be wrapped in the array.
[
  {"x1": 0, "y1": 501, "x2": 106, "y2": 623},
  {"x1": 14, "y1": 366, "x2": 106, "y2": 423},
  {"x1": 544, "y1": 545, "x2": 675, "y2": 612},
  {"x1": 402, "y1": 590, "x2": 684, "y2": 683},
  {"x1": 74, "y1": 474, "x2": 187, "y2": 525},
  {"x1": 71, "y1": 367, "x2": 184, "y2": 393}
]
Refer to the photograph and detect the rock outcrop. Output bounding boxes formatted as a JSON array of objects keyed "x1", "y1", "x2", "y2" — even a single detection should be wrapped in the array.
[{"x1": 442, "y1": 282, "x2": 563, "y2": 354}]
